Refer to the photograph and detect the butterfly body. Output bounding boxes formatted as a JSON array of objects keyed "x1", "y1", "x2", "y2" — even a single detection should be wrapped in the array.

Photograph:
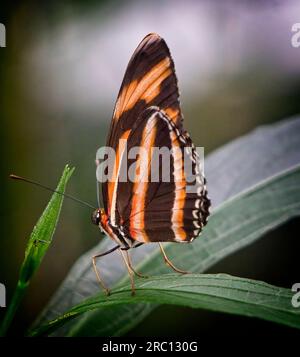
[{"x1": 92, "y1": 207, "x2": 142, "y2": 249}]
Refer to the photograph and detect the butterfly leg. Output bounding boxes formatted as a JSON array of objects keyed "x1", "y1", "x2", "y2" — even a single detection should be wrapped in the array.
[
  {"x1": 158, "y1": 242, "x2": 190, "y2": 274},
  {"x1": 124, "y1": 250, "x2": 149, "y2": 279},
  {"x1": 118, "y1": 248, "x2": 136, "y2": 296},
  {"x1": 92, "y1": 245, "x2": 120, "y2": 296}
]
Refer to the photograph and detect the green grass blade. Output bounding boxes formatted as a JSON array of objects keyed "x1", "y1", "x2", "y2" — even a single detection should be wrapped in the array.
[
  {"x1": 0, "y1": 165, "x2": 74, "y2": 336},
  {"x1": 29, "y1": 273, "x2": 300, "y2": 337},
  {"x1": 30, "y1": 164, "x2": 300, "y2": 336}
]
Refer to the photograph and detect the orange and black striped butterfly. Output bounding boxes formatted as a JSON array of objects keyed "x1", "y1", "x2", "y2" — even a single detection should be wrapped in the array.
[{"x1": 91, "y1": 33, "x2": 210, "y2": 295}]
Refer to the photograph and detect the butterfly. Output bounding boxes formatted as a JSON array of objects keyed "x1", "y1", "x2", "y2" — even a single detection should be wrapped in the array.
[{"x1": 91, "y1": 33, "x2": 210, "y2": 295}]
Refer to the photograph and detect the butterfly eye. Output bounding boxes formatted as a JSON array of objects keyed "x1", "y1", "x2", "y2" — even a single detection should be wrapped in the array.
[{"x1": 91, "y1": 209, "x2": 101, "y2": 226}]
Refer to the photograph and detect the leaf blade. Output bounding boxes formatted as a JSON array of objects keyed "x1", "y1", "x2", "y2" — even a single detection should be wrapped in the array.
[
  {"x1": 0, "y1": 165, "x2": 74, "y2": 336},
  {"x1": 29, "y1": 273, "x2": 300, "y2": 337},
  {"x1": 19, "y1": 165, "x2": 74, "y2": 284}
]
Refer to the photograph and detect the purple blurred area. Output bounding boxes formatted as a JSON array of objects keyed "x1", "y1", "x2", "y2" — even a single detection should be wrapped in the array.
[{"x1": 20, "y1": 0, "x2": 300, "y2": 118}]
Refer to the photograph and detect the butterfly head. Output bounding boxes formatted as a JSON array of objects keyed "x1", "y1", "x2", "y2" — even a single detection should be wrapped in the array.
[{"x1": 91, "y1": 208, "x2": 103, "y2": 226}]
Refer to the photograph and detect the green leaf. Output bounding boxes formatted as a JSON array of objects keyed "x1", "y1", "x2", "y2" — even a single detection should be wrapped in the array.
[
  {"x1": 29, "y1": 273, "x2": 300, "y2": 337},
  {"x1": 34, "y1": 117, "x2": 300, "y2": 336},
  {"x1": 30, "y1": 163, "x2": 300, "y2": 336},
  {"x1": 0, "y1": 165, "x2": 74, "y2": 336}
]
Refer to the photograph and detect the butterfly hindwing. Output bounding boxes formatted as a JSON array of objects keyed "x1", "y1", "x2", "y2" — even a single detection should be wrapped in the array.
[{"x1": 114, "y1": 107, "x2": 209, "y2": 244}]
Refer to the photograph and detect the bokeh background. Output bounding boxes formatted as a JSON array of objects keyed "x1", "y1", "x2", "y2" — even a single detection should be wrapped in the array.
[{"x1": 1, "y1": 0, "x2": 300, "y2": 336}]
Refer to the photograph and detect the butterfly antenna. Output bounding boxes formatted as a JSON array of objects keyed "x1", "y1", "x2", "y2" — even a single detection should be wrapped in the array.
[{"x1": 9, "y1": 174, "x2": 96, "y2": 209}]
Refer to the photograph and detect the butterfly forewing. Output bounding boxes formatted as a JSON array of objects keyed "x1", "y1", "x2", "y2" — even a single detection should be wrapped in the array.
[{"x1": 102, "y1": 33, "x2": 184, "y2": 215}]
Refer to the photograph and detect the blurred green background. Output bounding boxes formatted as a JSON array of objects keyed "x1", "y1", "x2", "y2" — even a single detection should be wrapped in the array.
[{"x1": 1, "y1": 0, "x2": 300, "y2": 336}]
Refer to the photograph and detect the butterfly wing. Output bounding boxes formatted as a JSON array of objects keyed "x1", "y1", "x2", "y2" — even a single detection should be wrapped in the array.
[
  {"x1": 102, "y1": 33, "x2": 183, "y2": 215},
  {"x1": 115, "y1": 107, "x2": 210, "y2": 244}
]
